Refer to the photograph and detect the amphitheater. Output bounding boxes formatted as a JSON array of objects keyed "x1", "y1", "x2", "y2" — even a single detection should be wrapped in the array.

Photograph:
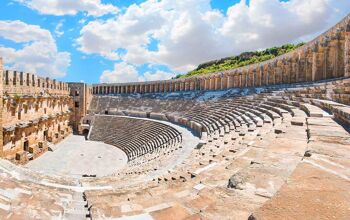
[{"x1": 0, "y1": 13, "x2": 349, "y2": 220}]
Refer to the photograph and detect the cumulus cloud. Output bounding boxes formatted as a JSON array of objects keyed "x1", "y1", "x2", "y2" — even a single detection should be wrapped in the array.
[
  {"x1": 15, "y1": 0, "x2": 119, "y2": 16},
  {"x1": 100, "y1": 62, "x2": 140, "y2": 83},
  {"x1": 77, "y1": 1, "x2": 166, "y2": 61},
  {"x1": 100, "y1": 62, "x2": 175, "y2": 83},
  {"x1": 141, "y1": 70, "x2": 176, "y2": 82},
  {"x1": 0, "y1": 20, "x2": 71, "y2": 78},
  {"x1": 77, "y1": 0, "x2": 350, "y2": 80}
]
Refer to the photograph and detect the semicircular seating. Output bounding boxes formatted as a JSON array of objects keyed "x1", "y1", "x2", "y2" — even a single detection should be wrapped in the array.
[
  {"x1": 89, "y1": 115, "x2": 182, "y2": 161},
  {"x1": 81, "y1": 78, "x2": 350, "y2": 219},
  {"x1": 0, "y1": 78, "x2": 349, "y2": 219}
]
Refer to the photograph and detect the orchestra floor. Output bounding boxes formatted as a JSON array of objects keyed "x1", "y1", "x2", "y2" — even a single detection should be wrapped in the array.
[{"x1": 25, "y1": 135, "x2": 128, "y2": 178}]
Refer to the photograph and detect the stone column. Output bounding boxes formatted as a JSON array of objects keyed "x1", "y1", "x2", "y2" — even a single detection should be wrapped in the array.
[
  {"x1": 312, "y1": 43, "x2": 326, "y2": 81},
  {"x1": 251, "y1": 69, "x2": 255, "y2": 87},
  {"x1": 208, "y1": 77, "x2": 215, "y2": 90},
  {"x1": 232, "y1": 75, "x2": 237, "y2": 87},
  {"x1": 275, "y1": 61, "x2": 283, "y2": 84},
  {"x1": 203, "y1": 79, "x2": 207, "y2": 90},
  {"x1": 265, "y1": 70, "x2": 269, "y2": 86},
  {"x1": 291, "y1": 55, "x2": 298, "y2": 83},
  {"x1": 306, "y1": 49, "x2": 313, "y2": 82},
  {"x1": 257, "y1": 67, "x2": 262, "y2": 87},
  {"x1": 227, "y1": 75, "x2": 233, "y2": 88},
  {"x1": 214, "y1": 77, "x2": 220, "y2": 90},
  {"x1": 284, "y1": 60, "x2": 291, "y2": 84},
  {"x1": 221, "y1": 75, "x2": 228, "y2": 90},
  {"x1": 345, "y1": 32, "x2": 350, "y2": 77},
  {"x1": 238, "y1": 74, "x2": 242, "y2": 88}
]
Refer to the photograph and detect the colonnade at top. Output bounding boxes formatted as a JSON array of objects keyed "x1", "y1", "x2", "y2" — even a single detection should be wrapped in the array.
[{"x1": 92, "y1": 14, "x2": 350, "y2": 95}]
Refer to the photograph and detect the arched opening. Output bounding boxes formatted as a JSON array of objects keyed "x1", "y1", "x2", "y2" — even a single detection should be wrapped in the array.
[{"x1": 82, "y1": 129, "x2": 89, "y2": 140}]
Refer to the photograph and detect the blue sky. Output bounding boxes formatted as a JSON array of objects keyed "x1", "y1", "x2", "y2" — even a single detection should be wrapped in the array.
[{"x1": 0, "y1": 0, "x2": 349, "y2": 84}]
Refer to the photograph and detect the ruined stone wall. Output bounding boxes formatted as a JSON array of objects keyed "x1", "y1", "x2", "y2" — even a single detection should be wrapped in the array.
[
  {"x1": 92, "y1": 13, "x2": 350, "y2": 95},
  {"x1": 0, "y1": 59, "x2": 3, "y2": 158},
  {"x1": 0, "y1": 68, "x2": 72, "y2": 163},
  {"x1": 3, "y1": 70, "x2": 70, "y2": 96},
  {"x1": 68, "y1": 83, "x2": 93, "y2": 134},
  {"x1": 2, "y1": 95, "x2": 72, "y2": 163}
]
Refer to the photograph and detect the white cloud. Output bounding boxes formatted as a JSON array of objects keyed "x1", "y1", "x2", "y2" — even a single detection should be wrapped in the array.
[
  {"x1": 76, "y1": 0, "x2": 350, "y2": 80},
  {"x1": 79, "y1": 18, "x2": 87, "y2": 25},
  {"x1": 100, "y1": 62, "x2": 141, "y2": 83},
  {"x1": 141, "y1": 70, "x2": 176, "y2": 82},
  {"x1": 55, "y1": 20, "x2": 64, "y2": 37},
  {"x1": 0, "y1": 20, "x2": 71, "y2": 78},
  {"x1": 15, "y1": 0, "x2": 119, "y2": 16},
  {"x1": 100, "y1": 62, "x2": 175, "y2": 83},
  {"x1": 77, "y1": 1, "x2": 166, "y2": 61}
]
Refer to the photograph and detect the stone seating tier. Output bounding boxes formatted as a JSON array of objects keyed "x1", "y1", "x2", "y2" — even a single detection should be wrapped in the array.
[
  {"x1": 89, "y1": 116, "x2": 182, "y2": 161},
  {"x1": 82, "y1": 87, "x2": 350, "y2": 219}
]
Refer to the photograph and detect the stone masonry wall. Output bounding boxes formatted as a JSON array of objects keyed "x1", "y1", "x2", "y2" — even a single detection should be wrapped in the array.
[
  {"x1": 92, "y1": 13, "x2": 350, "y2": 95},
  {"x1": 0, "y1": 67, "x2": 72, "y2": 163},
  {"x1": 3, "y1": 70, "x2": 70, "y2": 96},
  {"x1": 68, "y1": 83, "x2": 93, "y2": 133}
]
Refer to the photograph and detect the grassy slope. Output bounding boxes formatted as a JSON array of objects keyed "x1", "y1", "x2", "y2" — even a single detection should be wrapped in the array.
[{"x1": 175, "y1": 43, "x2": 304, "y2": 79}]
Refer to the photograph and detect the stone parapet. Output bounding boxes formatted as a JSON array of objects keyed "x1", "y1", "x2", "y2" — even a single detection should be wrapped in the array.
[
  {"x1": 93, "y1": 13, "x2": 350, "y2": 95},
  {"x1": 3, "y1": 70, "x2": 70, "y2": 96}
]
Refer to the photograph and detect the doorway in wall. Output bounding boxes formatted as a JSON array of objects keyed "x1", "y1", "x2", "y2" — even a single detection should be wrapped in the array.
[
  {"x1": 44, "y1": 130, "x2": 48, "y2": 141},
  {"x1": 23, "y1": 140, "x2": 29, "y2": 152},
  {"x1": 83, "y1": 129, "x2": 89, "y2": 140}
]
